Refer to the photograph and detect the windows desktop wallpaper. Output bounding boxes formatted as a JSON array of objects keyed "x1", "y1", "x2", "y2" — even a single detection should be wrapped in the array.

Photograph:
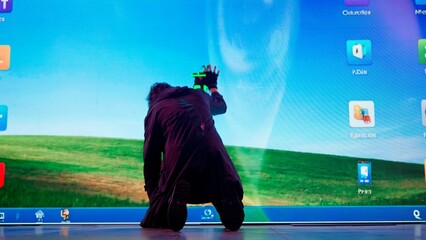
[{"x1": 0, "y1": 0, "x2": 425, "y2": 224}]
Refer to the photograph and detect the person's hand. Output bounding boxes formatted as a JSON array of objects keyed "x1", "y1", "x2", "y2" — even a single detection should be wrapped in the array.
[{"x1": 203, "y1": 64, "x2": 220, "y2": 89}]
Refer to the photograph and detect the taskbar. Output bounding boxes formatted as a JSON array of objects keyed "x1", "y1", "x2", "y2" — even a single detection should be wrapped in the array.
[{"x1": 0, "y1": 206, "x2": 425, "y2": 224}]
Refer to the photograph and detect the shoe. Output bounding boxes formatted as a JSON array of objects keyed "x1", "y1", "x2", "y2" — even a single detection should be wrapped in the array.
[
  {"x1": 168, "y1": 180, "x2": 190, "y2": 231},
  {"x1": 220, "y1": 179, "x2": 244, "y2": 231}
]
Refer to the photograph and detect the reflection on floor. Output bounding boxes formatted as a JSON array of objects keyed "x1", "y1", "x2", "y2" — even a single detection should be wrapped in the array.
[{"x1": 0, "y1": 224, "x2": 425, "y2": 240}]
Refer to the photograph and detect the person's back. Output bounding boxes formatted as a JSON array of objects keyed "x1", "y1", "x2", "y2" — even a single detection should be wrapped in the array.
[{"x1": 153, "y1": 87, "x2": 215, "y2": 157}]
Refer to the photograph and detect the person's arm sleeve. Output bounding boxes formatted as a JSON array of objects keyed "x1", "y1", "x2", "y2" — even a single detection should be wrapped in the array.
[
  {"x1": 143, "y1": 113, "x2": 163, "y2": 199},
  {"x1": 210, "y1": 91, "x2": 227, "y2": 115}
]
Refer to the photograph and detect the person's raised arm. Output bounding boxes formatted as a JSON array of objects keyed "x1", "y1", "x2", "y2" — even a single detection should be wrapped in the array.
[
  {"x1": 204, "y1": 65, "x2": 227, "y2": 115},
  {"x1": 209, "y1": 88, "x2": 227, "y2": 115}
]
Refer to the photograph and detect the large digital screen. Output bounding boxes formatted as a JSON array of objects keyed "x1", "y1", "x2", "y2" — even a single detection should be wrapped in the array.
[{"x1": 0, "y1": 0, "x2": 426, "y2": 224}]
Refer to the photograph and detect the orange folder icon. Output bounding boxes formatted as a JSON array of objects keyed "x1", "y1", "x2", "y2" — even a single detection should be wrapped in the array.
[{"x1": 0, "y1": 45, "x2": 11, "y2": 70}]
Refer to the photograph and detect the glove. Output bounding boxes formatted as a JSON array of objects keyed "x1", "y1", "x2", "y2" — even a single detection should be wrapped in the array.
[
  {"x1": 204, "y1": 72, "x2": 218, "y2": 89},
  {"x1": 203, "y1": 65, "x2": 219, "y2": 89}
]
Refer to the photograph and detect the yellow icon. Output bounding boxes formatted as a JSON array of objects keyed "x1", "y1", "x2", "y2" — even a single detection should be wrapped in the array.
[
  {"x1": 0, "y1": 45, "x2": 11, "y2": 70},
  {"x1": 353, "y1": 105, "x2": 363, "y2": 120}
]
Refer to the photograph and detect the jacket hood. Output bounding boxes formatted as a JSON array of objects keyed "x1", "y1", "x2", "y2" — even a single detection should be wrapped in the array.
[{"x1": 151, "y1": 86, "x2": 192, "y2": 107}]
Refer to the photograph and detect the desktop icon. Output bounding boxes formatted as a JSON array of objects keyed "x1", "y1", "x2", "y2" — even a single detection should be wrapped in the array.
[
  {"x1": 0, "y1": 0, "x2": 12, "y2": 13},
  {"x1": 35, "y1": 210, "x2": 44, "y2": 222},
  {"x1": 413, "y1": 210, "x2": 422, "y2": 220},
  {"x1": 201, "y1": 207, "x2": 215, "y2": 220},
  {"x1": 0, "y1": 105, "x2": 7, "y2": 131},
  {"x1": 349, "y1": 101, "x2": 375, "y2": 127},
  {"x1": 358, "y1": 161, "x2": 372, "y2": 184},
  {"x1": 347, "y1": 40, "x2": 372, "y2": 65},
  {"x1": 0, "y1": 45, "x2": 11, "y2": 70},
  {"x1": 0, "y1": 162, "x2": 4, "y2": 188},
  {"x1": 422, "y1": 100, "x2": 426, "y2": 126},
  {"x1": 416, "y1": 0, "x2": 426, "y2": 5},
  {"x1": 345, "y1": 0, "x2": 370, "y2": 6},
  {"x1": 419, "y1": 39, "x2": 426, "y2": 64},
  {"x1": 61, "y1": 209, "x2": 70, "y2": 223}
]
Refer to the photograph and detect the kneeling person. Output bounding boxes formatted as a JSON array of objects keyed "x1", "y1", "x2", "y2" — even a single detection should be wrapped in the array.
[{"x1": 140, "y1": 65, "x2": 244, "y2": 231}]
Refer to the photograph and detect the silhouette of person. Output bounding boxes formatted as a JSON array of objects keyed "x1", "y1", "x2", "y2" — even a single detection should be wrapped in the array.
[{"x1": 140, "y1": 65, "x2": 244, "y2": 231}]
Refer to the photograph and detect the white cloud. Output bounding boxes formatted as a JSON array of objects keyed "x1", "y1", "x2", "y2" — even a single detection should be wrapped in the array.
[
  {"x1": 218, "y1": 37, "x2": 251, "y2": 73},
  {"x1": 217, "y1": 2, "x2": 251, "y2": 73}
]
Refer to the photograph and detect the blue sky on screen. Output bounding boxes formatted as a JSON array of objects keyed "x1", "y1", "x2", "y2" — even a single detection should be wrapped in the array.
[{"x1": 0, "y1": 0, "x2": 425, "y2": 163}]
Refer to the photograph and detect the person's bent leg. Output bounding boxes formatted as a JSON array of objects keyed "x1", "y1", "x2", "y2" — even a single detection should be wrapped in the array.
[
  {"x1": 140, "y1": 191, "x2": 169, "y2": 229},
  {"x1": 167, "y1": 180, "x2": 191, "y2": 231},
  {"x1": 215, "y1": 179, "x2": 244, "y2": 231}
]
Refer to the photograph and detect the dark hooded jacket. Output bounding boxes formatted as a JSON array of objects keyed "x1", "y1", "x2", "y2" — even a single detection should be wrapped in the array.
[{"x1": 140, "y1": 86, "x2": 243, "y2": 228}]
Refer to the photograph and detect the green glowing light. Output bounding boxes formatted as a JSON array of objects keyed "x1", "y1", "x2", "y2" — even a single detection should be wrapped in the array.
[
  {"x1": 193, "y1": 84, "x2": 209, "y2": 93},
  {"x1": 192, "y1": 72, "x2": 206, "y2": 78}
]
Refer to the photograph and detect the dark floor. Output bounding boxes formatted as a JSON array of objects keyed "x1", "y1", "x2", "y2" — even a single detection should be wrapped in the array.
[{"x1": 0, "y1": 224, "x2": 425, "y2": 240}]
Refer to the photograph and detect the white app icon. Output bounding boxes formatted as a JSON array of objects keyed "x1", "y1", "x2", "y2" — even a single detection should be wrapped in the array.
[
  {"x1": 349, "y1": 101, "x2": 375, "y2": 128},
  {"x1": 35, "y1": 210, "x2": 44, "y2": 222},
  {"x1": 360, "y1": 166, "x2": 369, "y2": 178},
  {"x1": 413, "y1": 210, "x2": 422, "y2": 220},
  {"x1": 353, "y1": 43, "x2": 364, "y2": 59}
]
